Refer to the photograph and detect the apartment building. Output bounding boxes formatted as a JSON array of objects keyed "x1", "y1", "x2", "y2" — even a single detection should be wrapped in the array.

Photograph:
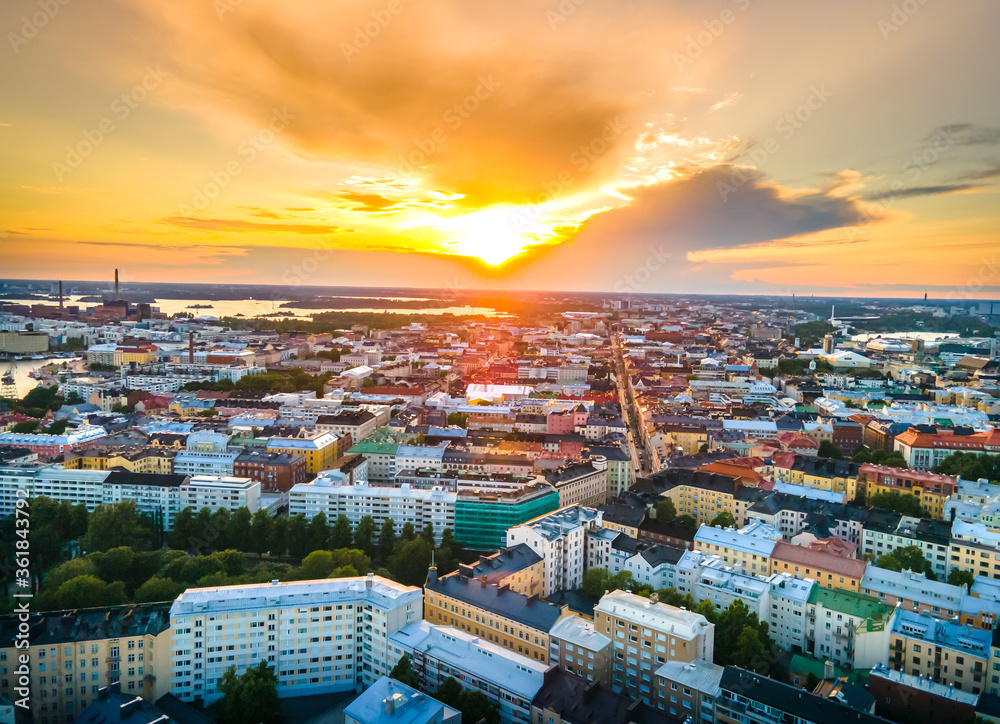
[
  {"x1": 0, "y1": 603, "x2": 171, "y2": 724},
  {"x1": 0, "y1": 425, "x2": 107, "y2": 457},
  {"x1": 394, "y1": 468, "x2": 537, "y2": 494},
  {"x1": 857, "y1": 464, "x2": 958, "y2": 520},
  {"x1": 180, "y1": 475, "x2": 260, "y2": 517},
  {"x1": 767, "y1": 574, "x2": 815, "y2": 652},
  {"x1": 62, "y1": 447, "x2": 175, "y2": 475},
  {"x1": 805, "y1": 586, "x2": 893, "y2": 669},
  {"x1": 455, "y1": 484, "x2": 560, "y2": 550},
  {"x1": 894, "y1": 426, "x2": 1000, "y2": 471},
  {"x1": 675, "y1": 550, "x2": 771, "y2": 619},
  {"x1": 267, "y1": 431, "x2": 344, "y2": 475},
  {"x1": 348, "y1": 436, "x2": 400, "y2": 483},
  {"x1": 771, "y1": 456, "x2": 861, "y2": 500},
  {"x1": 770, "y1": 541, "x2": 866, "y2": 591},
  {"x1": 547, "y1": 615, "x2": 612, "y2": 686},
  {"x1": 949, "y1": 520, "x2": 1000, "y2": 581},
  {"x1": 388, "y1": 622, "x2": 548, "y2": 724},
  {"x1": 653, "y1": 469, "x2": 744, "y2": 527},
  {"x1": 463, "y1": 544, "x2": 545, "y2": 598},
  {"x1": 593, "y1": 590, "x2": 715, "y2": 705},
  {"x1": 543, "y1": 461, "x2": 608, "y2": 508},
  {"x1": 169, "y1": 575, "x2": 422, "y2": 703},
  {"x1": 860, "y1": 511, "x2": 952, "y2": 580},
  {"x1": 172, "y1": 450, "x2": 239, "y2": 478},
  {"x1": 423, "y1": 566, "x2": 567, "y2": 664},
  {"x1": 692, "y1": 522, "x2": 781, "y2": 577},
  {"x1": 747, "y1": 493, "x2": 868, "y2": 545},
  {"x1": 233, "y1": 449, "x2": 308, "y2": 491},
  {"x1": 506, "y1": 505, "x2": 604, "y2": 596},
  {"x1": 889, "y1": 610, "x2": 993, "y2": 695},
  {"x1": 288, "y1": 479, "x2": 456, "y2": 545},
  {"x1": 653, "y1": 660, "x2": 725, "y2": 724}
]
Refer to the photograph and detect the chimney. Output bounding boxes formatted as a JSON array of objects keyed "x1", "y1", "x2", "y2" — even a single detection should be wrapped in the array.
[
  {"x1": 189, "y1": 331, "x2": 195, "y2": 364},
  {"x1": 426, "y1": 565, "x2": 438, "y2": 585},
  {"x1": 114, "y1": 268, "x2": 119, "y2": 301},
  {"x1": 649, "y1": 592, "x2": 659, "y2": 605},
  {"x1": 384, "y1": 697, "x2": 395, "y2": 715},
  {"x1": 59, "y1": 281, "x2": 63, "y2": 314},
  {"x1": 823, "y1": 660, "x2": 835, "y2": 680},
  {"x1": 366, "y1": 572, "x2": 374, "y2": 588}
]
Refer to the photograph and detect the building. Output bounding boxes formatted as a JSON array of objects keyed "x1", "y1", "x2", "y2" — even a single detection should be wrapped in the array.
[
  {"x1": 168, "y1": 575, "x2": 422, "y2": 702},
  {"x1": 530, "y1": 669, "x2": 673, "y2": 724},
  {"x1": 770, "y1": 541, "x2": 867, "y2": 591},
  {"x1": 860, "y1": 511, "x2": 952, "y2": 580},
  {"x1": 692, "y1": 523, "x2": 781, "y2": 577},
  {"x1": 0, "y1": 329, "x2": 49, "y2": 354},
  {"x1": 949, "y1": 520, "x2": 1000, "y2": 581},
  {"x1": 715, "y1": 666, "x2": 892, "y2": 724},
  {"x1": 888, "y1": 609, "x2": 992, "y2": 695},
  {"x1": 172, "y1": 450, "x2": 239, "y2": 478},
  {"x1": 316, "y1": 410, "x2": 380, "y2": 446},
  {"x1": 650, "y1": 469, "x2": 745, "y2": 527},
  {"x1": 653, "y1": 659, "x2": 725, "y2": 724},
  {"x1": 454, "y1": 485, "x2": 560, "y2": 551},
  {"x1": 288, "y1": 479, "x2": 456, "y2": 545},
  {"x1": 547, "y1": 615, "x2": 613, "y2": 686},
  {"x1": 857, "y1": 464, "x2": 958, "y2": 520},
  {"x1": 423, "y1": 566, "x2": 568, "y2": 664},
  {"x1": 0, "y1": 603, "x2": 171, "y2": 724},
  {"x1": 343, "y1": 676, "x2": 460, "y2": 724},
  {"x1": 544, "y1": 461, "x2": 608, "y2": 508},
  {"x1": 267, "y1": 431, "x2": 344, "y2": 475},
  {"x1": 388, "y1": 623, "x2": 548, "y2": 724},
  {"x1": 233, "y1": 449, "x2": 308, "y2": 491},
  {"x1": 674, "y1": 550, "x2": 771, "y2": 619},
  {"x1": 868, "y1": 664, "x2": 979, "y2": 724},
  {"x1": 805, "y1": 586, "x2": 893, "y2": 669},
  {"x1": 349, "y1": 436, "x2": 401, "y2": 483},
  {"x1": 894, "y1": 426, "x2": 1000, "y2": 471},
  {"x1": 768, "y1": 574, "x2": 815, "y2": 652},
  {"x1": 73, "y1": 682, "x2": 187, "y2": 724},
  {"x1": 180, "y1": 475, "x2": 260, "y2": 517},
  {"x1": 506, "y1": 506, "x2": 604, "y2": 596},
  {"x1": 593, "y1": 590, "x2": 715, "y2": 704},
  {"x1": 771, "y1": 456, "x2": 861, "y2": 500},
  {"x1": 0, "y1": 425, "x2": 107, "y2": 457},
  {"x1": 463, "y1": 544, "x2": 545, "y2": 598}
]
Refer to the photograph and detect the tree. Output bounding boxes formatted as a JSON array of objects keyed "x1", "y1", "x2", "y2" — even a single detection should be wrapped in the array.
[
  {"x1": 388, "y1": 538, "x2": 433, "y2": 586},
  {"x1": 447, "y1": 412, "x2": 469, "y2": 428},
  {"x1": 400, "y1": 522, "x2": 416, "y2": 543},
  {"x1": 269, "y1": 515, "x2": 289, "y2": 556},
  {"x1": 710, "y1": 512, "x2": 736, "y2": 528},
  {"x1": 421, "y1": 522, "x2": 436, "y2": 544},
  {"x1": 10, "y1": 421, "x2": 39, "y2": 433},
  {"x1": 870, "y1": 492, "x2": 924, "y2": 517},
  {"x1": 675, "y1": 514, "x2": 697, "y2": 529},
  {"x1": 389, "y1": 654, "x2": 421, "y2": 688},
  {"x1": 698, "y1": 443, "x2": 710, "y2": 453},
  {"x1": 297, "y1": 550, "x2": 335, "y2": 579},
  {"x1": 817, "y1": 440, "x2": 843, "y2": 460},
  {"x1": 581, "y1": 568, "x2": 633, "y2": 600},
  {"x1": 45, "y1": 419, "x2": 69, "y2": 435},
  {"x1": 457, "y1": 690, "x2": 499, "y2": 724},
  {"x1": 227, "y1": 507, "x2": 253, "y2": 552},
  {"x1": 875, "y1": 545, "x2": 936, "y2": 579},
  {"x1": 307, "y1": 512, "x2": 329, "y2": 552},
  {"x1": 656, "y1": 498, "x2": 676, "y2": 524},
  {"x1": 330, "y1": 515, "x2": 353, "y2": 549},
  {"x1": 42, "y1": 575, "x2": 127, "y2": 610},
  {"x1": 948, "y1": 569, "x2": 975, "y2": 590},
  {"x1": 83, "y1": 501, "x2": 153, "y2": 552},
  {"x1": 169, "y1": 507, "x2": 196, "y2": 550},
  {"x1": 215, "y1": 662, "x2": 283, "y2": 724},
  {"x1": 934, "y1": 452, "x2": 1000, "y2": 483},
  {"x1": 287, "y1": 514, "x2": 310, "y2": 559},
  {"x1": 436, "y1": 677, "x2": 463, "y2": 709},
  {"x1": 379, "y1": 518, "x2": 397, "y2": 560},
  {"x1": 713, "y1": 600, "x2": 778, "y2": 674},
  {"x1": 354, "y1": 516, "x2": 377, "y2": 558},
  {"x1": 134, "y1": 576, "x2": 185, "y2": 603},
  {"x1": 250, "y1": 509, "x2": 273, "y2": 555}
]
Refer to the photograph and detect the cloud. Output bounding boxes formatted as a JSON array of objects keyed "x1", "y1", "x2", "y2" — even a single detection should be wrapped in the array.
[
  {"x1": 929, "y1": 124, "x2": 1000, "y2": 147},
  {"x1": 159, "y1": 216, "x2": 344, "y2": 234},
  {"x1": 867, "y1": 184, "x2": 977, "y2": 201},
  {"x1": 336, "y1": 191, "x2": 405, "y2": 212}
]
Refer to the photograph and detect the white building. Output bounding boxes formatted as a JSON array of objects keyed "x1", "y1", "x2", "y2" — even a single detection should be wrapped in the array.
[
  {"x1": 506, "y1": 505, "x2": 604, "y2": 596},
  {"x1": 172, "y1": 450, "x2": 239, "y2": 478},
  {"x1": 169, "y1": 575, "x2": 422, "y2": 702},
  {"x1": 768, "y1": 574, "x2": 815, "y2": 652},
  {"x1": 288, "y1": 478, "x2": 456, "y2": 544},
  {"x1": 181, "y1": 475, "x2": 260, "y2": 516},
  {"x1": 675, "y1": 550, "x2": 772, "y2": 619}
]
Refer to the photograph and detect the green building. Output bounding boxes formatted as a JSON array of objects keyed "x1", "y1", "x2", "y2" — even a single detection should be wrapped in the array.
[{"x1": 454, "y1": 484, "x2": 559, "y2": 550}]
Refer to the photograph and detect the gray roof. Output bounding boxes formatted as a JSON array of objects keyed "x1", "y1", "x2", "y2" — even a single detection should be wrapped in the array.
[
  {"x1": 426, "y1": 570, "x2": 565, "y2": 632},
  {"x1": 0, "y1": 603, "x2": 170, "y2": 646}
]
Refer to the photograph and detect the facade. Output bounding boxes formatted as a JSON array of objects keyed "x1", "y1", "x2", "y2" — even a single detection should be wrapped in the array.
[
  {"x1": 267, "y1": 431, "x2": 344, "y2": 475},
  {"x1": 860, "y1": 511, "x2": 951, "y2": 580},
  {"x1": 675, "y1": 550, "x2": 771, "y2": 619},
  {"x1": 0, "y1": 603, "x2": 171, "y2": 724},
  {"x1": 653, "y1": 469, "x2": 744, "y2": 527},
  {"x1": 593, "y1": 590, "x2": 715, "y2": 705},
  {"x1": 544, "y1": 461, "x2": 608, "y2": 508},
  {"x1": 168, "y1": 575, "x2": 422, "y2": 702},
  {"x1": 233, "y1": 449, "x2": 308, "y2": 491},
  {"x1": 506, "y1": 506, "x2": 604, "y2": 596},
  {"x1": 767, "y1": 574, "x2": 815, "y2": 653},
  {"x1": 455, "y1": 485, "x2": 561, "y2": 551},
  {"x1": 172, "y1": 450, "x2": 239, "y2": 478},
  {"x1": 857, "y1": 464, "x2": 958, "y2": 519},
  {"x1": 692, "y1": 523, "x2": 781, "y2": 577},
  {"x1": 653, "y1": 660, "x2": 724, "y2": 724},
  {"x1": 770, "y1": 541, "x2": 867, "y2": 591},
  {"x1": 547, "y1": 615, "x2": 612, "y2": 686},
  {"x1": 180, "y1": 475, "x2": 260, "y2": 516},
  {"x1": 805, "y1": 586, "x2": 893, "y2": 669},
  {"x1": 288, "y1": 479, "x2": 456, "y2": 545},
  {"x1": 388, "y1": 622, "x2": 548, "y2": 724},
  {"x1": 423, "y1": 566, "x2": 568, "y2": 664},
  {"x1": 888, "y1": 609, "x2": 992, "y2": 695},
  {"x1": 316, "y1": 410, "x2": 380, "y2": 446},
  {"x1": 0, "y1": 425, "x2": 106, "y2": 457},
  {"x1": 463, "y1": 544, "x2": 545, "y2": 598}
]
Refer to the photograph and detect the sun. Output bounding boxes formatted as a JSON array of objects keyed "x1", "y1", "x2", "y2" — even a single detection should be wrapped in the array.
[{"x1": 438, "y1": 206, "x2": 540, "y2": 266}]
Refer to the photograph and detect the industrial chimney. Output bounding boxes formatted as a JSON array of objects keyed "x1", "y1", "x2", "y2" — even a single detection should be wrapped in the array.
[
  {"x1": 58, "y1": 281, "x2": 63, "y2": 315},
  {"x1": 114, "y1": 269, "x2": 120, "y2": 301},
  {"x1": 189, "y1": 331, "x2": 194, "y2": 364}
]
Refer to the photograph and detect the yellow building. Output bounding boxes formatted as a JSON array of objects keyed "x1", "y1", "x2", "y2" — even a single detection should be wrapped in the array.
[
  {"x1": 112, "y1": 345, "x2": 156, "y2": 367},
  {"x1": 63, "y1": 447, "x2": 175, "y2": 474},
  {"x1": 267, "y1": 431, "x2": 344, "y2": 475},
  {"x1": 693, "y1": 523, "x2": 778, "y2": 576},
  {"x1": 0, "y1": 330, "x2": 49, "y2": 354},
  {"x1": 770, "y1": 541, "x2": 866, "y2": 591},
  {"x1": 465, "y1": 544, "x2": 545, "y2": 598},
  {"x1": 657, "y1": 470, "x2": 743, "y2": 527},
  {"x1": 856, "y1": 464, "x2": 956, "y2": 520},
  {"x1": 0, "y1": 603, "x2": 171, "y2": 724},
  {"x1": 659, "y1": 425, "x2": 711, "y2": 456},
  {"x1": 424, "y1": 567, "x2": 568, "y2": 664},
  {"x1": 774, "y1": 457, "x2": 860, "y2": 500}
]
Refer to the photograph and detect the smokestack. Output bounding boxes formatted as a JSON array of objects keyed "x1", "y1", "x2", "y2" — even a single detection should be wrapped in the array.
[
  {"x1": 114, "y1": 269, "x2": 119, "y2": 301},
  {"x1": 189, "y1": 331, "x2": 194, "y2": 364},
  {"x1": 58, "y1": 281, "x2": 63, "y2": 314}
]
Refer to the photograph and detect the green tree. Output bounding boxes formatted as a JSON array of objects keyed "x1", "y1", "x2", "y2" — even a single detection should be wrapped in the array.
[
  {"x1": 269, "y1": 515, "x2": 289, "y2": 556},
  {"x1": 817, "y1": 440, "x2": 843, "y2": 460},
  {"x1": 420, "y1": 522, "x2": 436, "y2": 544},
  {"x1": 458, "y1": 690, "x2": 499, "y2": 724},
  {"x1": 43, "y1": 575, "x2": 127, "y2": 610},
  {"x1": 10, "y1": 421, "x2": 40, "y2": 433},
  {"x1": 447, "y1": 412, "x2": 469, "y2": 428},
  {"x1": 656, "y1": 498, "x2": 676, "y2": 523},
  {"x1": 388, "y1": 538, "x2": 433, "y2": 586},
  {"x1": 45, "y1": 419, "x2": 69, "y2": 435},
  {"x1": 354, "y1": 516, "x2": 377, "y2": 558},
  {"x1": 227, "y1": 507, "x2": 254, "y2": 552},
  {"x1": 330, "y1": 515, "x2": 353, "y2": 549},
  {"x1": 389, "y1": 654, "x2": 421, "y2": 688},
  {"x1": 83, "y1": 501, "x2": 153, "y2": 552},
  {"x1": 215, "y1": 662, "x2": 283, "y2": 724},
  {"x1": 287, "y1": 514, "x2": 310, "y2": 559},
  {"x1": 400, "y1": 522, "x2": 416, "y2": 543},
  {"x1": 134, "y1": 576, "x2": 185, "y2": 603},
  {"x1": 297, "y1": 550, "x2": 336, "y2": 579},
  {"x1": 675, "y1": 514, "x2": 697, "y2": 529},
  {"x1": 948, "y1": 569, "x2": 975, "y2": 590},
  {"x1": 250, "y1": 509, "x2": 273, "y2": 555},
  {"x1": 714, "y1": 600, "x2": 778, "y2": 674},
  {"x1": 379, "y1": 518, "x2": 397, "y2": 561},
  {"x1": 307, "y1": 512, "x2": 329, "y2": 552},
  {"x1": 875, "y1": 545, "x2": 936, "y2": 579},
  {"x1": 870, "y1": 492, "x2": 924, "y2": 517},
  {"x1": 436, "y1": 677, "x2": 463, "y2": 709},
  {"x1": 934, "y1": 452, "x2": 1000, "y2": 483},
  {"x1": 168, "y1": 507, "x2": 196, "y2": 550},
  {"x1": 710, "y1": 512, "x2": 736, "y2": 528}
]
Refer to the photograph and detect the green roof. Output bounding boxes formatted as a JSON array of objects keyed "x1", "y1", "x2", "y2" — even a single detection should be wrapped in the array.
[
  {"x1": 807, "y1": 585, "x2": 891, "y2": 626},
  {"x1": 789, "y1": 654, "x2": 847, "y2": 679},
  {"x1": 347, "y1": 427, "x2": 410, "y2": 455}
]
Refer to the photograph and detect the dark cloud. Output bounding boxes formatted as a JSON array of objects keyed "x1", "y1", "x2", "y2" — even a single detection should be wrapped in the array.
[
  {"x1": 928, "y1": 124, "x2": 1000, "y2": 146},
  {"x1": 867, "y1": 183, "x2": 977, "y2": 201}
]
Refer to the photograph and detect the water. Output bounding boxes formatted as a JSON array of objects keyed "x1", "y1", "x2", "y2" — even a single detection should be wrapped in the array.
[
  {"x1": 850, "y1": 331, "x2": 959, "y2": 342},
  {"x1": 4, "y1": 357, "x2": 67, "y2": 398},
  {"x1": 2, "y1": 295, "x2": 498, "y2": 319}
]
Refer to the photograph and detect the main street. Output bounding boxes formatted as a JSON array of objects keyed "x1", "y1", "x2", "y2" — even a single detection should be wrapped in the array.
[{"x1": 611, "y1": 330, "x2": 651, "y2": 480}]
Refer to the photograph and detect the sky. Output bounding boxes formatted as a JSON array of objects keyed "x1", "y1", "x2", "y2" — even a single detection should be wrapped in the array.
[{"x1": 2, "y1": 0, "x2": 999, "y2": 298}]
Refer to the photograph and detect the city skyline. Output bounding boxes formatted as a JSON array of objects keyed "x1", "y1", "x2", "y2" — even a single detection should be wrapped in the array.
[{"x1": 2, "y1": 0, "x2": 999, "y2": 296}]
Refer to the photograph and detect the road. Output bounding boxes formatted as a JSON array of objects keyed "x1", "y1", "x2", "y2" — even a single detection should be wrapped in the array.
[{"x1": 610, "y1": 330, "x2": 651, "y2": 480}]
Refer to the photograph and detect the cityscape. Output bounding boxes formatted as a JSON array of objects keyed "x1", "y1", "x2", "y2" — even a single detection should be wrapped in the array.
[{"x1": 3, "y1": 2, "x2": 1000, "y2": 724}]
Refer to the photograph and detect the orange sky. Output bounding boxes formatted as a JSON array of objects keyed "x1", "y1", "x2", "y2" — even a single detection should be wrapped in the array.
[{"x1": 2, "y1": 0, "x2": 999, "y2": 297}]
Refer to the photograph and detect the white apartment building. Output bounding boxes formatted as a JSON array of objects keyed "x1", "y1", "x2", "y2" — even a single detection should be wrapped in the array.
[
  {"x1": 395, "y1": 443, "x2": 449, "y2": 472},
  {"x1": 0, "y1": 465, "x2": 258, "y2": 529},
  {"x1": 768, "y1": 574, "x2": 815, "y2": 652},
  {"x1": 288, "y1": 479, "x2": 456, "y2": 544},
  {"x1": 172, "y1": 451, "x2": 239, "y2": 478},
  {"x1": 169, "y1": 575, "x2": 422, "y2": 703},
  {"x1": 388, "y1": 622, "x2": 548, "y2": 724},
  {"x1": 506, "y1": 505, "x2": 604, "y2": 596},
  {"x1": 675, "y1": 550, "x2": 771, "y2": 619}
]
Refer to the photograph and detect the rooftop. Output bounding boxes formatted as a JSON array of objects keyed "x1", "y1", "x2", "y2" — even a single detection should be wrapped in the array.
[
  {"x1": 344, "y1": 676, "x2": 459, "y2": 724},
  {"x1": 594, "y1": 590, "x2": 712, "y2": 640}
]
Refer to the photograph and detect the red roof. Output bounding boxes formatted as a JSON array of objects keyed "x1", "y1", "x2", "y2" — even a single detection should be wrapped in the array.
[{"x1": 772, "y1": 541, "x2": 867, "y2": 579}]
